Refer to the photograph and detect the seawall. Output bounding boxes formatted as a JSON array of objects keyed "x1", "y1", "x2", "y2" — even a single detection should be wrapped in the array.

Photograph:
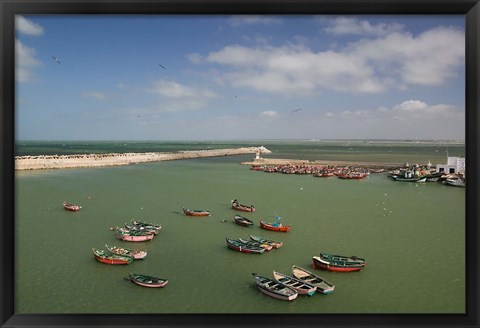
[{"x1": 15, "y1": 147, "x2": 271, "y2": 171}]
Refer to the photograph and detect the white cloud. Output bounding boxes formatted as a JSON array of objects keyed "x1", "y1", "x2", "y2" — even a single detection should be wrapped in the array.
[
  {"x1": 186, "y1": 53, "x2": 203, "y2": 64},
  {"x1": 204, "y1": 25, "x2": 464, "y2": 95},
  {"x1": 82, "y1": 91, "x2": 107, "y2": 100},
  {"x1": 15, "y1": 16, "x2": 44, "y2": 36},
  {"x1": 148, "y1": 80, "x2": 216, "y2": 99},
  {"x1": 15, "y1": 39, "x2": 41, "y2": 83},
  {"x1": 324, "y1": 17, "x2": 404, "y2": 37},
  {"x1": 260, "y1": 110, "x2": 278, "y2": 118},
  {"x1": 146, "y1": 79, "x2": 217, "y2": 111},
  {"x1": 229, "y1": 16, "x2": 281, "y2": 27}
]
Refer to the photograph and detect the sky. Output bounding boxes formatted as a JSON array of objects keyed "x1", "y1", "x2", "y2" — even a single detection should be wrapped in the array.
[{"x1": 15, "y1": 15, "x2": 465, "y2": 141}]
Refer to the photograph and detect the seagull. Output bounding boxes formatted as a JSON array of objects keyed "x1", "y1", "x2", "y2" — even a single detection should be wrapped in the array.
[
  {"x1": 291, "y1": 108, "x2": 302, "y2": 113},
  {"x1": 158, "y1": 64, "x2": 166, "y2": 69},
  {"x1": 51, "y1": 56, "x2": 61, "y2": 64}
]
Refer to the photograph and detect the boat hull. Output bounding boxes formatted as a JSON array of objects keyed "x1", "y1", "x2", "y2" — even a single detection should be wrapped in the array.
[
  {"x1": 226, "y1": 238, "x2": 264, "y2": 254},
  {"x1": 257, "y1": 285, "x2": 298, "y2": 301},
  {"x1": 312, "y1": 256, "x2": 363, "y2": 272},
  {"x1": 116, "y1": 233, "x2": 154, "y2": 242},
  {"x1": 129, "y1": 274, "x2": 168, "y2": 288},
  {"x1": 260, "y1": 221, "x2": 291, "y2": 232},
  {"x1": 291, "y1": 265, "x2": 335, "y2": 294},
  {"x1": 273, "y1": 271, "x2": 317, "y2": 296},
  {"x1": 94, "y1": 256, "x2": 131, "y2": 265},
  {"x1": 183, "y1": 208, "x2": 210, "y2": 216}
]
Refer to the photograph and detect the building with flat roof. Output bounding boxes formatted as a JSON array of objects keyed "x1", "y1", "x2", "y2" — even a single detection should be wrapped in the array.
[{"x1": 436, "y1": 156, "x2": 465, "y2": 174}]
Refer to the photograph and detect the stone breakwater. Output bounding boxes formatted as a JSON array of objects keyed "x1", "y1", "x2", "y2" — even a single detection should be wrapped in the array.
[{"x1": 15, "y1": 147, "x2": 271, "y2": 171}]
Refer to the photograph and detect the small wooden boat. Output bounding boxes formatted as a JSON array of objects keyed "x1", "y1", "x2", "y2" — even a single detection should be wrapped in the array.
[
  {"x1": 92, "y1": 248, "x2": 133, "y2": 265},
  {"x1": 105, "y1": 244, "x2": 147, "y2": 260},
  {"x1": 124, "y1": 223, "x2": 158, "y2": 235},
  {"x1": 443, "y1": 178, "x2": 466, "y2": 187},
  {"x1": 238, "y1": 237, "x2": 273, "y2": 251},
  {"x1": 233, "y1": 214, "x2": 254, "y2": 227},
  {"x1": 320, "y1": 253, "x2": 366, "y2": 265},
  {"x1": 63, "y1": 201, "x2": 81, "y2": 212},
  {"x1": 183, "y1": 207, "x2": 210, "y2": 216},
  {"x1": 312, "y1": 255, "x2": 365, "y2": 272},
  {"x1": 272, "y1": 271, "x2": 317, "y2": 296},
  {"x1": 127, "y1": 273, "x2": 168, "y2": 288},
  {"x1": 291, "y1": 265, "x2": 335, "y2": 294},
  {"x1": 249, "y1": 235, "x2": 283, "y2": 248},
  {"x1": 225, "y1": 238, "x2": 264, "y2": 254},
  {"x1": 115, "y1": 229, "x2": 155, "y2": 242},
  {"x1": 231, "y1": 199, "x2": 255, "y2": 212},
  {"x1": 130, "y1": 219, "x2": 162, "y2": 232},
  {"x1": 260, "y1": 220, "x2": 291, "y2": 232},
  {"x1": 251, "y1": 273, "x2": 298, "y2": 301}
]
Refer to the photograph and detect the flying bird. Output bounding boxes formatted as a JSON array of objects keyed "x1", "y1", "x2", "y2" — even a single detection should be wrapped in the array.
[
  {"x1": 158, "y1": 64, "x2": 166, "y2": 69},
  {"x1": 291, "y1": 108, "x2": 303, "y2": 113},
  {"x1": 51, "y1": 56, "x2": 61, "y2": 64}
]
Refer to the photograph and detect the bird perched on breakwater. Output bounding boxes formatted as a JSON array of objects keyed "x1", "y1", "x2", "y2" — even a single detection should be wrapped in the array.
[{"x1": 51, "y1": 56, "x2": 61, "y2": 64}]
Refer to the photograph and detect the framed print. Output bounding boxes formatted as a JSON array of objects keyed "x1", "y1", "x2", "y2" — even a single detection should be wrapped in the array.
[{"x1": 1, "y1": 0, "x2": 479, "y2": 327}]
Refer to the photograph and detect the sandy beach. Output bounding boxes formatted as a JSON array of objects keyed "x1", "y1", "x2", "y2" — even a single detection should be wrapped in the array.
[{"x1": 15, "y1": 146, "x2": 271, "y2": 170}]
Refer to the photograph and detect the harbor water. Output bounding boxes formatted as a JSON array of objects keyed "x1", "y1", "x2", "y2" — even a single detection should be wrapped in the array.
[{"x1": 15, "y1": 141, "x2": 465, "y2": 313}]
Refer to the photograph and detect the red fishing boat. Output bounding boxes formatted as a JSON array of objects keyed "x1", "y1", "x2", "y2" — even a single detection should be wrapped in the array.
[
  {"x1": 260, "y1": 218, "x2": 291, "y2": 232},
  {"x1": 63, "y1": 201, "x2": 81, "y2": 211},
  {"x1": 183, "y1": 207, "x2": 210, "y2": 216},
  {"x1": 92, "y1": 248, "x2": 133, "y2": 265},
  {"x1": 231, "y1": 199, "x2": 255, "y2": 212}
]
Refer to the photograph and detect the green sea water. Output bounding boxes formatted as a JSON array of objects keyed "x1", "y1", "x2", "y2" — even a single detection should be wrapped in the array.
[{"x1": 15, "y1": 142, "x2": 465, "y2": 313}]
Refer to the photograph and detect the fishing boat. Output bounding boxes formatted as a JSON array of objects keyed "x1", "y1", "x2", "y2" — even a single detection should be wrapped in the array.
[
  {"x1": 124, "y1": 223, "x2": 158, "y2": 235},
  {"x1": 233, "y1": 214, "x2": 254, "y2": 227},
  {"x1": 231, "y1": 199, "x2": 255, "y2": 212},
  {"x1": 249, "y1": 235, "x2": 283, "y2": 248},
  {"x1": 127, "y1": 273, "x2": 168, "y2": 288},
  {"x1": 320, "y1": 253, "x2": 366, "y2": 265},
  {"x1": 92, "y1": 248, "x2": 133, "y2": 265},
  {"x1": 238, "y1": 237, "x2": 273, "y2": 251},
  {"x1": 63, "y1": 201, "x2": 81, "y2": 212},
  {"x1": 251, "y1": 273, "x2": 298, "y2": 301},
  {"x1": 312, "y1": 255, "x2": 365, "y2": 272},
  {"x1": 225, "y1": 238, "x2": 264, "y2": 254},
  {"x1": 272, "y1": 271, "x2": 317, "y2": 296},
  {"x1": 105, "y1": 244, "x2": 147, "y2": 260},
  {"x1": 443, "y1": 178, "x2": 466, "y2": 187},
  {"x1": 131, "y1": 219, "x2": 162, "y2": 230},
  {"x1": 115, "y1": 229, "x2": 155, "y2": 242},
  {"x1": 291, "y1": 265, "x2": 335, "y2": 294},
  {"x1": 260, "y1": 217, "x2": 291, "y2": 232},
  {"x1": 183, "y1": 208, "x2": 210, "y2": 216}
]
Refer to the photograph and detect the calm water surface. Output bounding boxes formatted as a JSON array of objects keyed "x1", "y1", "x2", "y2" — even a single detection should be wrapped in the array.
[{"x1": 15, "y1": 143, "x2": 465, "y2": 313}]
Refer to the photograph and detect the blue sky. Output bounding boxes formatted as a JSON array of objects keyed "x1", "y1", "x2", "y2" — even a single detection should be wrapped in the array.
[{"x1": 15, "y1": 15, "x2": 465, "y2": 141}]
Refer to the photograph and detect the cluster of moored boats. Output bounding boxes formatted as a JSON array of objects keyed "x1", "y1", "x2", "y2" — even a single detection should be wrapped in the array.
[
  {"x1": 251, "y1": 164, "x2": 378, "y2": 179},
  {"x1": 63, "y1": 196, "x2": 367, "y2": 294},
  {"x1": 389, "y1": 166, "x2": 466, "y2": 186},
  {"x1": 90, "y1": 218, "x2": 168, "y2": 288},
  {"x1": 226, "y1": 199, "x2": 366, "y2": 301},
  {"x1": 251, "y1": 253, "x2": 366, "y2": 301}
]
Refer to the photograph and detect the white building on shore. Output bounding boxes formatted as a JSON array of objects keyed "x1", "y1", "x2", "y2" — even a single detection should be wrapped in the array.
[{"x1": 436, "y1": 156, "x2": 465, "y2": 174}]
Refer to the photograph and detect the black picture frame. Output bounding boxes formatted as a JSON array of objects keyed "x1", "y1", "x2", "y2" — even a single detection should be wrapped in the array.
[{"x1": 1, "y1": 1, "x2": 479, "y2": 327}]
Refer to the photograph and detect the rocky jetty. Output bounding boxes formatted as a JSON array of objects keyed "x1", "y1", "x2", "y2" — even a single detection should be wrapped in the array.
[{"x1": 15, "y1": 147, "x2": 271, "y2": 171}]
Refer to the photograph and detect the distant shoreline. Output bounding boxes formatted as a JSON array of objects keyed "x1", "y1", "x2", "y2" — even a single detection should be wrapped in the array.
[{"x1": 15, "y1": 147, "x2": 271, "y2": 171}]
